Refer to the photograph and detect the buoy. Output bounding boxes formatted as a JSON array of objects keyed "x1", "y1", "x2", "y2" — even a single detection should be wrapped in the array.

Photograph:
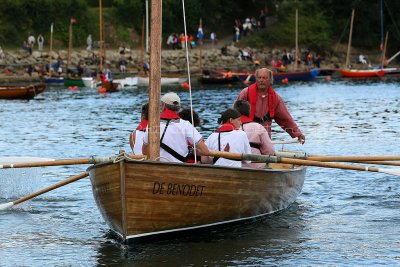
[
  {"x1": 68, "y1": 86, "x2": 73, "y2": 90},
  {"x1": 282, "y1": 78, "x2": 289, "y2": 84},
  {"x1": 73, "y1": 86, "x2": 78, "y2": 90},
  {"x1": 98, "y1": 87, "x2": 107, "y2": 93},
  {"x1": 180, "y1": 82, "x2": 190, "y2": 90},
  {"x1": 326, "y1": 76, "x2": 332, "y2": 81}
]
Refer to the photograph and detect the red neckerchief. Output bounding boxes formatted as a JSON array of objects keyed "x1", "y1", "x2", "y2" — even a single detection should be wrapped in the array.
[
  {"x1": 216, "y1": 122, "x2": 237, "y2": 132},
  {"x1": 136, "y1": 119, "x2": 148, "y2": 131},
  {"x1": 240, "y1": 115, "x2": 252, "y2": 124},
  {"x1": 160, "y1": 110, "x2": 181, "y2": 119},
  {"x1": 248, "y1": 83, "x2": 277, "y2": 120}
]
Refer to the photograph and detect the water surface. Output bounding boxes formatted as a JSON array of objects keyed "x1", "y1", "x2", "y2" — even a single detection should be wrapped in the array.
[{"x1": 1, "y1": 79, "x2": 400, "y2": 266}]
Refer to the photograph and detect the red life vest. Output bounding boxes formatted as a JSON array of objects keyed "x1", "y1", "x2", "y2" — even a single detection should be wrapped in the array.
[
  {"x1": 160, "y1": 110, "x2": 180, "y2": 120},
  {"x1": 136, "y1": 119, "x2": 148, "y2": 131},
  {"x1": 247, "y1": 83, "x2": 277, "y2": 121},
  {"x1": 216, "y1": 122, "x2": 237, "y2": 132}
]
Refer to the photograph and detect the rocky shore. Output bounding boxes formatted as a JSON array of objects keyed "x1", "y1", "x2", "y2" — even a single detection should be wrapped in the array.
[{"x1": 0, "y1": 44, "x2": 389, "y2": 83}]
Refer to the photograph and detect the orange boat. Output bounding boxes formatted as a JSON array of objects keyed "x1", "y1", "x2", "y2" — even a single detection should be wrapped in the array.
[
  {"x1": 0, "y1": 83, "x2": 46, "y2": 100},
  {"x1": 340, "y1": 69, "x2": 385, "y2": 78}
]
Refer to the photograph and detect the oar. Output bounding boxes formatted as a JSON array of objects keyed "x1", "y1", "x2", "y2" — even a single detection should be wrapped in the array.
[
  {"x1": 0, "y1": 172, "x2": 89, "y2": 211},
  {"x1": 0, "y1": 157, "x2": 55, "y2": 165},
  {"x1": 274, "y1": 151, "x2": 400, "y2": 163},
  {"x1": 207, "y1": 151, "x2": 400, "y2": 176},
  {"x1": 243, "y1": 74, "x2": 252, "y2": 85},
  {"x1": 0, "y1": 154, "x2": 146, "y2": 169}
]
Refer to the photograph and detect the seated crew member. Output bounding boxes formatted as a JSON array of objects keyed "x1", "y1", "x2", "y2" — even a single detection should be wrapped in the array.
[
  {"x1": 142, "y1": 92, "x2": 209, "y2": 162},
  {"x1": 178, "y1": 108, "x2": 201, "y2": 163},
  {"x1": 202, "y1": 108, "x2": 251, "y2": 167},
  {"x1": 130, "y1": 103, "x2": 149, "y2": 155},
  {"x1": 233, "y1": 99, "x2": 275, "y2": 168}
]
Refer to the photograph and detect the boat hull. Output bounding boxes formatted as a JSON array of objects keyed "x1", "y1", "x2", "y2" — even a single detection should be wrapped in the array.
[
  {"x1": 340, "y1": 69, "x2": 385, "y2": 77},
  {"x1": 0, "y1": 84, "x2": 46, "y2": 99},
  {"x1": 64, "y1": 77, "x2": 85, "y2": 87},
  {"x1": 137, "y1": 77, "x2": 182, "y2": 86},
  {"x1": 88, "y1": 160, "x2": 306, "y2": 243}
]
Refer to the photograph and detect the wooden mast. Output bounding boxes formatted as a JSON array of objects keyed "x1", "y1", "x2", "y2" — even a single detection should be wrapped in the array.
[
  {"x1": 140, "y1": 16, "x2": 145, "y2": 76},
  {"x1": 99, "y1": 0, "x2": 103, "y2": 71},
  {"x1": 295, "y1": 9, "x2": 298, "y2": 70},
  {"x1": 147, "y1": 0, "x2": 162, "y2": 160},
  {"x1": 345, "y1": 9, "x2": 355, "y2": 69},
  {"x1": 48, "y1": 23, "x2": 53, "y2": 76},
  {"x1": 67, "y1": 20, "x2": 72, "y2": 74},
  {"x1": 381, "y1": 31, "x2": 389, "y2": 68}
]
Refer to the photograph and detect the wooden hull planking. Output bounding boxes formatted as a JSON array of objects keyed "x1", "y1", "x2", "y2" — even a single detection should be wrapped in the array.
[
  {"x1": 0, "y1": 84, "x2": 46, "y2": 99},
  {"x1": 88, "y1": 160, "x2": 306, "y2": 243}
]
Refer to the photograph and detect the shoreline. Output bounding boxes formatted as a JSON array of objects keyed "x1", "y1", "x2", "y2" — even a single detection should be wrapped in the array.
[{"x1": 0, "y1": 45, "x2": 396, "y2": 83}]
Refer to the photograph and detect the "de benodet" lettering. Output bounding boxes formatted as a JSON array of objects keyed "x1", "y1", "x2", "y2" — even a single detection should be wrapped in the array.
[{"x1": 152, "y1": 181, "x2": 205, "y2": 197}]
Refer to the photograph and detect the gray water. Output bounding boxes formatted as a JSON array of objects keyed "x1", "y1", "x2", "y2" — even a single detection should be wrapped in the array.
[{"x1": 0, "y1": 79, "x2": 400, "y2": 266}]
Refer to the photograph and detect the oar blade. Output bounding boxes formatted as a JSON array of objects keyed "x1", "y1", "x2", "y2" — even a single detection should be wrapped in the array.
[
  {"x1": 0, "y1": 157, "x2": 54, "y2": 165},
  {"x1": 0, "y1": 202, "x2": 14, "y2": 211},
  {"x1": 379, "y1": 168, "x2": 400, "y2": 176}
]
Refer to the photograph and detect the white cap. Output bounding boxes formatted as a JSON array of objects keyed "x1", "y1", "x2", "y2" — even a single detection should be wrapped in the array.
[{"x1": 161, "y1": 92, "x2": 180, "y2": 106}]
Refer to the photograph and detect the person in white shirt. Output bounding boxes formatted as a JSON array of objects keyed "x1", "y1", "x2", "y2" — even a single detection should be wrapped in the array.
[
  {"x1": 130, "y1": 103, "x2": 149, "y2": 155},
  {"x1": 202, "y1": 108, "x2": 251, "y2": 167},
  {"x1": 142, "y1": 92, "x2": 209, "y2": 162}
]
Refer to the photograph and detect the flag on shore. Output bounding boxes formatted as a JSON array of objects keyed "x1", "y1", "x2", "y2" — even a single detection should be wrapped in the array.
[
  {"x1": 197, "y1": 18, "x2": 203, "y2": 40},
  {"x1": 70, "y1": 18, "x2": 77, "y2": 24}
]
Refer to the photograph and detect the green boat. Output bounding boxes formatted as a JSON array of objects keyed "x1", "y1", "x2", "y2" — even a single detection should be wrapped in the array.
[{"x1": 64, "y1": 77, "x2": 84, "y2": 87}]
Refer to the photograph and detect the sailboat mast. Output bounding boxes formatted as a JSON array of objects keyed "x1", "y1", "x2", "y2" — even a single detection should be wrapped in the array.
[
  {"x1": 99, "y1": 0, "x2": 103, "y2": 71},
  {"x1": 345, "y1": 9, "x2": 355, "y2": 68},
  {"x1": 67, "y1": 21, "x2": 72, "y2": 74},
  {"x1": 381, "y1": 31, "x2": 389, "y2": 68},
  {"x1": 295, "y1": 9, "x2": 298, "y2": 70},
  {"x1": 48, "y1": 23, "x2": 53, "y2": 76},
  {"x1": 148, "y1": 0, "x2": 162, "y2": 159},
  {"x1": 141, "y1": 16, "x2": 145, "y2": 75}
]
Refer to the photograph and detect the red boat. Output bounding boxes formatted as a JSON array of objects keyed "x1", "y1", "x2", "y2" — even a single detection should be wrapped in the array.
[
  {"x1": 0, "y1": 83, "x2": 46, "y2": 100},
  {"x1": 340, "y1": 69, "x2": 385, "y2": 78}
]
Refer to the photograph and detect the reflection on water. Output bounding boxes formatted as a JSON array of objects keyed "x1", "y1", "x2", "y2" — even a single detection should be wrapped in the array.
[{"x1": 1, "y1": 79, "x2": 400, "y2": 266}]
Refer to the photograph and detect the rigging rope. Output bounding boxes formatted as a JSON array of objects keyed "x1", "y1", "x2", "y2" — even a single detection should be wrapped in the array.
[{"x1": 181, "y1": 0, "x2": 198, "y2": 163}]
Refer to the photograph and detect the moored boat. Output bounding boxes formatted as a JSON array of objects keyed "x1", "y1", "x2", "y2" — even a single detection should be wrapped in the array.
[
  {"x1": 0, "y1": 83, "x2": 46, "y2": 100},
  {"x1": 137, "y1": 76, "x2": 183, "y2": 86},
  {"x1": 340, "y1": 68, "x2": 385, "y2": 78},
  {"x1": 101, "y1": 81, "x2": 119, "y2": 92},
  {"x1": 113, "y1": 77, "x2": 138, "y2": 87},
  {"x1": 64, "y1": 77, "x2": 85, "y2": 87},
  {"x1": 44, "y1": 75, "x2": 64, "y2": 84}
]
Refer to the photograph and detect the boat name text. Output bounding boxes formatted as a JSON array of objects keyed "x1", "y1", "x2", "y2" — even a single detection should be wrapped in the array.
[{"x1": 152, "y1": 181, "x2": 205, "y2": 197}]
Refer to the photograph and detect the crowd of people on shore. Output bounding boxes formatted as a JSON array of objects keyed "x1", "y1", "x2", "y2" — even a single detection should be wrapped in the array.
[{"x1": 130, "y1": 68, "x2": 305, "y2": 168}]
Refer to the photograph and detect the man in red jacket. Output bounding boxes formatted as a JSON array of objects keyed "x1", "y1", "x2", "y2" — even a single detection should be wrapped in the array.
[{"x1": 236, "y1": 67, "x2": 305, "y2": 144}]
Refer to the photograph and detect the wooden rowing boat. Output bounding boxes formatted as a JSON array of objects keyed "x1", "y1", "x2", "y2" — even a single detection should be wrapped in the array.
[
  {"x1": 88, "y1": 0, "x2": 306, "y2": 244},
  {"x1": 88, "y1": 158, "x2": 306, "y2": 243},
  {"x1": 0, "y1": 83, "x2": 46, "y2": 99},
  {"x1": 101, "y1": 81, "x2": 119, "y2": 92}
]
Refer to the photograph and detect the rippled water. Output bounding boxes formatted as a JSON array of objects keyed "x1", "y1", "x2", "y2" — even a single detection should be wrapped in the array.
[{"x1": 1, "y1": 79, "x2": 400, "y2": 266}]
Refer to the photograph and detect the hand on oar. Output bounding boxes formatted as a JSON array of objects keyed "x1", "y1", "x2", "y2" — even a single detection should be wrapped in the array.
[{"x1": 0, "y1": 172, "x2": 89, "y2": 211}]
